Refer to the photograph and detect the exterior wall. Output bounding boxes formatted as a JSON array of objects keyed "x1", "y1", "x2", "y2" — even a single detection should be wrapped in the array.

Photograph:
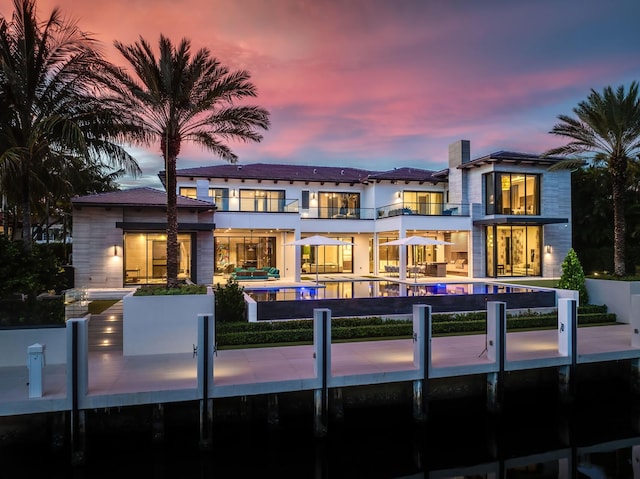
[
  {"x1": 73, "y1": 205, "x2": 214, "y2": 288},
  {"x1": 464, "y1": 163, "x2": 571, "y2": 279},
  {"x1": 72, "y1": 208, "x2": 128, "y2": 289}
]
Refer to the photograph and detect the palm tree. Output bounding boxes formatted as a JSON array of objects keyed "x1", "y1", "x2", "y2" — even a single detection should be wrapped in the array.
[
  {"x1": 0, "y1": 0, "x2": 141, "y2": 252},
  {"x1": 107, "y1": 35, "x2": 270, "y2": 288},
  {"x1": 545, "y1": 82, "x2": 640, "y2": 276}
]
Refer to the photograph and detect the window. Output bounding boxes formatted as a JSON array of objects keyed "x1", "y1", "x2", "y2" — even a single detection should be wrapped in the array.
[
  {"x1": 124, "y1": 233, "x2": 193, "y2": 284},
  {"x1": 209, "y1": 188, "x2": 229, "y2": 211},
  {"x1": 402, "y1": 191, "x2": 444, "y2": 215},
  {"x1": 301, "y1": 190, "x2": 309, "y2": 209},
  {"x1": 317, "y1": 192, "x2": 360, "y2": 219},
  {"x1": 178, "y1": 187, "x2": 197, "y2": 199},
  {"x1": 214, "y1": 235, "x2": 276, "y2": 274},
  {"x1": 239, "y1": 189, "x2": 286, "y2": 212},
  {"x1": 486, "y1": 225, "x2": 541, "y2": 277},
  {"x1": 485, "y1": 172, "x2": 540, "y2": 215}
]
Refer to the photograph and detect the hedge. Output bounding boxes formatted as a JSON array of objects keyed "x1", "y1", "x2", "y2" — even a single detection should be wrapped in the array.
[{"x1": 215, "y1": 309, "x2": 618, "y2": 348}]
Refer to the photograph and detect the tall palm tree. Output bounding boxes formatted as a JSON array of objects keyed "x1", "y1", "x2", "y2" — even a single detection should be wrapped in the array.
[
  {"x1": 0, "y1": 0, "x2": 142, "y2": 252},
  {"x1": 545, "y1": 82, "x2": 640, "y2": 276},
  {"x1": 107, "y1": 35, "x2": 270, "y2": 288}
]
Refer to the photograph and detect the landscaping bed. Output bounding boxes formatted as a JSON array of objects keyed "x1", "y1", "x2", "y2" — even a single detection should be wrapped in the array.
[{"x1": 216, "y1": 305, "x2": 615, "y2": 348}]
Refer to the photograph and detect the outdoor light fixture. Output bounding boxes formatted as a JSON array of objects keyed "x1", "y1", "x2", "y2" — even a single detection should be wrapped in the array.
[
  {"x1": 311, "y1": 192, "x2": 316, "y2": 201},
  {"x1": 232, "y1": 189, "x2": 237, "y2": 197},
  {"x1": 397, "y1": 191, "x2": 402, "y2": 199},
  {"x1": 545, "y1": 244, "x2": 551, "y2": 254},
  {"x1": 113, "y1": 244, "x2": 118, "y2": 256}
]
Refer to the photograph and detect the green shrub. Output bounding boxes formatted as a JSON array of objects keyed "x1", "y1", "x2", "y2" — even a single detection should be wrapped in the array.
[
  {"x1": 214, "y1": 277, "x2": 246, "y2": 323},
  {"x1": 558, "y1": 248, "x2": 589, "y2": 304},
  {"x1": 214, "y1": 308, "x2": 618, "y2": 348},
  {"x1": 0, "y1": 298, "x2": 65, "y2": 327},
  {"x1": 133, "y1": 284, "x2": 207, "y2": 296},
  {"x1": 0, "y1": 237, "x2": 67, "y2": 298}
]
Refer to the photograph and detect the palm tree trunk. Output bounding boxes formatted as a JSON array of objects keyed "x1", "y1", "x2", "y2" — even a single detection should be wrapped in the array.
[
  {"x1": 612, "y1": 168, "x2": 626, "y2": 276},
  {"x1": 20, "y1": 175, "x2": 32, "y2": 253},
  {"x1": 166, "y1": 154, "x2": 179, "y2": 288}
]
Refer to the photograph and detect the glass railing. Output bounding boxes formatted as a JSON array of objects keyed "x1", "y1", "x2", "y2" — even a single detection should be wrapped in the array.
[
  {"x1": 215, "y1": 198, "x2": 299, "y2": 213},
  {"x1": 376, "y1": 202, "x2": 469, "y2": 218},
  {"x1": 309, "y1": 207, "x2": 375, "y2": 220},
  {"x1": 214, "y1": 198, "x2": 469, "y2": 218}
]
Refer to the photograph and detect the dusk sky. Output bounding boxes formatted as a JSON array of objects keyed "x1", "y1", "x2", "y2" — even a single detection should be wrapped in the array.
[{"x1": 22, "y1": 0, "x2": 640, "y2": 189}]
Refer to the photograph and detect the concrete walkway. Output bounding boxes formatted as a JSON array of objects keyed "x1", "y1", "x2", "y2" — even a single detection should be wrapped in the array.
[{"x1": 1, "y1": 323, "x2": 637, "y2": 416}]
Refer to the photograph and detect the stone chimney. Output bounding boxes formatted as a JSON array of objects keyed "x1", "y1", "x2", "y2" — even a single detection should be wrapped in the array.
[{"x1": 448, "y1": 140, "x2": 470, "y2": 168}]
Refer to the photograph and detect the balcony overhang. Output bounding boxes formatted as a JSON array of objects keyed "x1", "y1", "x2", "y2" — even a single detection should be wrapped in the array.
[{"x1": 473, "y1": 217, "x2": 568, "y2": 226}]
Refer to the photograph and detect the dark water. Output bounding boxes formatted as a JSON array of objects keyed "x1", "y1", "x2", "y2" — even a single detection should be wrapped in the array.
[{"x1": 3, "y1": 384, "x2": 640, "y2": 478}]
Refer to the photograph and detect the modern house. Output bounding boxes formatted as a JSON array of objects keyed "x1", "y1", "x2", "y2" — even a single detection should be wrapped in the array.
[{"x1": 71, "y1": 140, "x2": 571, "y2": 288}]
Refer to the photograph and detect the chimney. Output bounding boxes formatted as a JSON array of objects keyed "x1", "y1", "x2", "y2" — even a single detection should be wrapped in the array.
[{"x1": 448, "y1": 140, "x2": 470, "y2": 168}]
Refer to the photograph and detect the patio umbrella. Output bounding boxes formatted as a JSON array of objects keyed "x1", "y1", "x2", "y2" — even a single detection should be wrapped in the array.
[
  {"x1": 285, "y1": 235, "x2": 354, "y2": 284},
  {"x1": 379, "y1": 236, "x2": 454, "y2": 282}
]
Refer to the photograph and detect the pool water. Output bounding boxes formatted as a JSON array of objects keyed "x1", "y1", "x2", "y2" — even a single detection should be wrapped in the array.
[{"x1": 245, "y1": 280, "x2": 535, "y2": 302}]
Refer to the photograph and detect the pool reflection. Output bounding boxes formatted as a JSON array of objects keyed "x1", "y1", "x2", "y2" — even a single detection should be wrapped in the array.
[{"x1": 245, "y1": 280, "x2": 533, "y2": 302}]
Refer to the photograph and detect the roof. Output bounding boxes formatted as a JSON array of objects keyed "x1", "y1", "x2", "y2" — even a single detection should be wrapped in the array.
[
  {"x1": 169, "y1": 163, "x2": 372, "y2": 184},
  {"x1": 71, "y1": 187, "x2": 214, "y2": 210},
  {"x1": 167, "y1": 163, "x2": 440, "y2": 184},
  {"x1": 458, "y1": 151, "x2": 568, "y2": 169},
  {"x1": 366, "y1": 167, "x2": 442, "y2": 183}
]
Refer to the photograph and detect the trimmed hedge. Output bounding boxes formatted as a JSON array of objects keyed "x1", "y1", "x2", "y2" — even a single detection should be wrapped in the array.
[{"x1": 216, "y1": 309, "x2": 618, "y2": 348}]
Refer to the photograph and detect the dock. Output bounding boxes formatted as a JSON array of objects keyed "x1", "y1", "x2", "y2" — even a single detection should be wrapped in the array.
[{"x1": 2, "y1": 298, "x2": 640, "y2": 464}]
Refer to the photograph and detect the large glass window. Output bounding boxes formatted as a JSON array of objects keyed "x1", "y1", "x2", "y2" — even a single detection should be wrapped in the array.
[
  {"x1": 485, "y1": 173, "x2": 540, "y2": 215},
  {"x1": 318, "y1": 192, "x2": 360, "y2": 219},
  {"x1": 124, "y1": 233, "x2": 193, "y2": 284},
  {"x1": 214, "y1": 234, "x2": 276, "y2": 275},
  {"x1": 402, "y1": 191, "x2": 444, "y2": 215},
  {"x1": 209, "y1": 188, "x2": 229, "y2": 211},
  {"x1": 298, "y1": 236, "x2": 353, "y2": 274},
  {"x1": 486, "y1": 225, "x2": 541, "y2": 277},
  {"x1": 239, "y1": 189, "x2": 285, "y2": 212}
]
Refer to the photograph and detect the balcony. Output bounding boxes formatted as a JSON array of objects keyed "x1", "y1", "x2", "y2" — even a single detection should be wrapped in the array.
[{"x1": 376, "y1": 202, "x2": 469, "y2": 218}]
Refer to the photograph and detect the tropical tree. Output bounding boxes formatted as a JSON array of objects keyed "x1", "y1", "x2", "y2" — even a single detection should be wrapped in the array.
[
  {"x1": 544, "y1": 82, "x2": 640, "y2": 276},
  {"x1": 106, "y1": 35, "x2": 270, "y2": 287},
  {"x1": 0, "y1": 0, "x2": 142, "y2": 252}
]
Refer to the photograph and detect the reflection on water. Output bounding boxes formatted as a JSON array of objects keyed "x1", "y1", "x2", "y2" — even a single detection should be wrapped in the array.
[
  {"x1": 5, "y1": 386, "x2": 640, "y2": 478},
  {"x1": 245, "y1": 281, "x2": 534, "y2": 302}
]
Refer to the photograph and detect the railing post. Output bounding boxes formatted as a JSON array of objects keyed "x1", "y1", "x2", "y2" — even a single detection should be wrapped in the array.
[
  {"x1": 557, "y1": 298, "x2": 577, "y2": 403},
  {"x1": 197, "y1": 313, "x2": 215, "y2": 450},
  {"x1": 631, "y1": 296, "x2": 640, "y2": 395},
  {"x1": 412, "y1": 304, "x2": 431, "y2": 422},
  {"x1": 486, "y1": 301, "x2": 506, "y2": 414},
  {"x1": 66, "y1": 316, "x2": 89, "y2": 465},
  {"x1": 313, "y1": 308, "x2": 331, "y2": 437}
]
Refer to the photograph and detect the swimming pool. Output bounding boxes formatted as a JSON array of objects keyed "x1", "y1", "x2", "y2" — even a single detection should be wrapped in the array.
[
  {"x1": 247, "y1": 280, "x2": 554, "y2": 320},
  {"x1": 245, "y1": 280, "x2": 537, "y2": 302}
]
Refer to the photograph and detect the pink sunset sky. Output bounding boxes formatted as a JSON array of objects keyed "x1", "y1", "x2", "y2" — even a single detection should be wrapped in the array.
[{"x1": 15, "y1": 0, "x2": 640, "y2": 188}]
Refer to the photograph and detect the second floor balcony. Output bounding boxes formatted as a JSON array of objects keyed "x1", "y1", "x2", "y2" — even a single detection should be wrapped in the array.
[{"x1": 213, "y1": 198, "x2": 470, "y2": 219}]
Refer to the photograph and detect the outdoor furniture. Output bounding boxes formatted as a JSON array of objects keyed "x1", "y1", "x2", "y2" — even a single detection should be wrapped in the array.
[{"x1": 231, "y1": 267, "x2": 280, "y2": 280}]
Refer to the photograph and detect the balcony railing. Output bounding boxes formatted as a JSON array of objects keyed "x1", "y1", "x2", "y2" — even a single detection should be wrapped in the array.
[
  {"x1": 213, "y1": 198, "x2": 468, "y2": 218},
  {"x1": 309, "y1": 207, "x2": 375, "y2": 220},
  {"x1": 376, "y1": 202, "x2": 469, "y2": 218},
  {"x1": 214, "y1": 198, "x2": 299, "y2": 213}
]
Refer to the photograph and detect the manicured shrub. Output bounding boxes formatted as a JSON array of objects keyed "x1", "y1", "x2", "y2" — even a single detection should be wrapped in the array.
[
  {"x1": 214, "y1": 277, "x2": 246, "y2": 323},
  {"x1": 558, "y1": 248, "x2": 589, "y2": 304}
]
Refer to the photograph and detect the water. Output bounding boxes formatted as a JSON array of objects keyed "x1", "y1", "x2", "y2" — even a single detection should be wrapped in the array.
[
  {"x1": 4, "y1": 384, "x2": 640, "y2": 478},
  {"x1": 245, "y1": 280, "x2": 535, "y2": 302}
]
